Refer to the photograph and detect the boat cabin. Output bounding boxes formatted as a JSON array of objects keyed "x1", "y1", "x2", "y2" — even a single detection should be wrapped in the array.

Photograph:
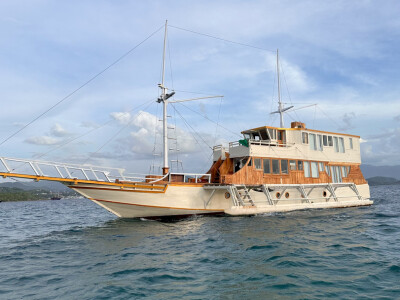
[{"x1": 209, "y1": 121, "x2": 366, "y2": 186}]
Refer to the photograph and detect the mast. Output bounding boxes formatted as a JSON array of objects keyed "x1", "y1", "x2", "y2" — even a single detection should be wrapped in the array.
[
  {"x1": 277, "y1": 49, "x2": 284, "y2": 128},
  {"x1": 160, "y1": 20, "x2": 169, "y2": 175}
]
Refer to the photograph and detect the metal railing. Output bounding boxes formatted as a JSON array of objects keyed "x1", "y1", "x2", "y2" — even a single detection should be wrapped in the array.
[{"x1": 0, "y1": 156, "x2": 211, "y2": 184}]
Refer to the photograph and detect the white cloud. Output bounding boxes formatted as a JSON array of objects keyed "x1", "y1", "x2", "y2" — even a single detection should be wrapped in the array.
[
  {"x1": 25, "y1": 136, "x2": 59, "y2": 145},
  {"x1": 50, "y1": 123, "x2": 70, "y2": 137}
]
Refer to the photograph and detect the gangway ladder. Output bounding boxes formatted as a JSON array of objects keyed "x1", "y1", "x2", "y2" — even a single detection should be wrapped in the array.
[{"x1": 232, "y1": 185, "x2": 255, "y2": 207}]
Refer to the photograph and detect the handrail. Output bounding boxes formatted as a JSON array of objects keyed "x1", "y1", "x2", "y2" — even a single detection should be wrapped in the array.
[{"x1": 0, "y1": 156, "x2": 211, "y2": 184}]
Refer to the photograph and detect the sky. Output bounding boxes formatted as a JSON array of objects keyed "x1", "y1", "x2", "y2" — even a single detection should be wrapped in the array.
[{"x1": 0, "y1": 0, "x2": 400, "y2": 176}]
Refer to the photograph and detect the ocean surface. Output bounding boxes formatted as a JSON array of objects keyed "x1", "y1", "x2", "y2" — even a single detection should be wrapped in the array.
[{"x1": 0, "y1": 185, "x2": 399, "y2": 299}]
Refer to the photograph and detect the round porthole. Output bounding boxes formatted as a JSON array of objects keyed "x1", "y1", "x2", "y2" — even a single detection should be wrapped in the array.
[
  {"x1": 225, "y1": 192, "x2": 231, "y2": 199},
  {"x1": 285, "y1": 192, "x2": 290, "y2": 198},
  {"x1": 276, "y1": 192, "x2": 281, "y2": 198},
  {"x1": 323, "y1": 191, "x2": 327, "y2": 197}
]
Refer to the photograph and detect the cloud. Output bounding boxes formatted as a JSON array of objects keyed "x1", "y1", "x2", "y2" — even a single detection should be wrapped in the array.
[
  {"x1": 338, "y1": 112, "x2": 356, "y2": 131},
  {"x1": 50, "y1": 123, "x2": 70, "y2": 137},
  {"x1": 361, "y1": 127, "x2": 400, "y2": 165},
  {"x1": 25, "y1": 136, "x2": 59, "y2": 145}
]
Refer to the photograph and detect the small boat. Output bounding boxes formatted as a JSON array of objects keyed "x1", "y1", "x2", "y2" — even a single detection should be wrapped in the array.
[
  {"x1": 51, "y1": 196, "x2": 62, "y2": 200},
  {"x1": 0, "y1": 21, "x2": 372, "y2": 218}
]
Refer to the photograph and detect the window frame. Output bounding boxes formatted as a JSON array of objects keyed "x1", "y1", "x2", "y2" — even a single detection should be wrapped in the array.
[{"x1": 272, "y1": 159, "x2": 280, "y2": 174}]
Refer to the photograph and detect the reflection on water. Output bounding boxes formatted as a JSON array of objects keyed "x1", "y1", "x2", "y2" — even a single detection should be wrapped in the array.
[{"x1": 0, "y1": 186, "x2": 400, "y2": 299}]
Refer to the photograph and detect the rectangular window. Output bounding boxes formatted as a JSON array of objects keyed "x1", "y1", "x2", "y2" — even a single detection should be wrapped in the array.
[
  {"x1": 328, "y1": 136, "x2": 333, "y2": 146},
  {"x1": 323, "y1": 135, "x2": 328, "y2": 146},
  {"x1": 289, "y1": 160, "x2": 297, "y2": 171},
  {"x1": 342, "y1": 166, "x2": 347, "y2": 177},
  {"x1": 268, "y1": 129, "x2": 277, "y2": 140},
  {"x1": 325, "y1": 165, "x2": 331, "y2": 177},
  {"x1": 347, "y1": 166, "x2": 351, "y2": 176},
  {"x1": 304, "y1": 161, "x2": 311, "y2": 178},
  {"x1": 254, "y1": 158, "x2": 262, "y2": 169},
  {"x1": 298, "y1": 161, "x2": 303, "y2": 171},
  {"x1": 349, "y1": 138, "x2": 353, "y2": 149},
  {"x1": 281, "y1": 160, "x2": 288, "y2": 174},
  {"x1": 331, "y1": 166, "x2": 342, "y2": 183},
  {"x1": 334, "y1": 137, "x2": 339, "y2": 152},
  {"x1": 272, "y1": 159, "x2": 280, "y2": 174},
  {"x1": 302, "y1": 132, "x2": 309, "y2": 144},
  {"x1": 319, "y1": 162, "x2": 324, "y2": 172},
  {"x1": 339, "y1": 137, "x2": 345, "y2": 153},
  {"x1": 311, "y1": 162, "x2": 319, "y2": 178},
  {"x1": 309, "y1": 133, "x2": 317, "y2": 150},
  {"x1": 317, "y1": 135, "x2": 323, "y2": 151},
  {"x1": 263, "y1": 159, "x2": 271, "y2": 174}
]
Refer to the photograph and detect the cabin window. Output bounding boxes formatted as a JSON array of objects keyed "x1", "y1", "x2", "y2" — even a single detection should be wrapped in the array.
[
  {"x1": 328, "y1": 136, "x2": 333, "y2": 146},
  {"x1": 311, "y1": 162, "x2": 319, "y2": 178},
  {"x1": 325, "y1": 165, "x2": 331, "y2": 177},
  {"x1": 339, "y1": 137, "x2": 345, "y2": 153},
  {"x1": 304, "y1": 161, "x2": 311, "y2": 178},
  {"x1": 302, "y1": 132, "x2": 308, "y2": 144},
  {"x1": 254, "y1": 158, "x2": 262, "y2": 170},
  {"x1": 244, "y1": 133, "x2": 250, "y2": 140},
  {"x1": 309, "y1": 133, "x2": 317, "y2": 150},
  {"x1": 289, "y1": 160, "x2": 297, "y2": 171},
  {"x1": 253, "y1": 133, "x2": 260, "y2": 141},
  {"x1": 319, "y1": 162, "x2": 324, "y2": 172},
  {"x1": 278, "y1": 131, "x2": 286, "y2": 143},
  {"x1": 331, "y1": 166, "x2": 342, "y2": 183},
  {"x1": 259, "y1": 130, "x2": 268, "y2": 140},
  {"x1": 341, "y1": 166, "x2": 347, "y2": 177},
  {"x1": 263, "y1": 159, "x2": 271, "y2": 174},
  {"x1": 281, "y1": 160, "x2": 288, "y2": 174},
  {"x1": 349, "y1": 138, "x2": 353, "y2": 149},
  {"x1": 317, "y1": 135, "x2": 323, "y2": 151},
  {"x1": 268, "y1": 129, "x2": 277, "y2": 140},
  {"x1": 323, "y1": 135, "x2": 328, "y2": 146},
  {"x1": 298, "y1": 161, "x2": 303, "y2": 171},
  {"x1": 333, "y1": 137, "x2": 339, "y2": 152},
  {"x1": 272, "y1": 159, "x2": 280, "y2": 174},
  {"x1": 347, "y1": 166, "x2": 351, "y2": 175}
]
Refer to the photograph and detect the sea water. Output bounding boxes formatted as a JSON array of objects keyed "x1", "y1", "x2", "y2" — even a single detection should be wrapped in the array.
[{"x1": 0, "y1": 185, "x2": 399, "y2": 299}]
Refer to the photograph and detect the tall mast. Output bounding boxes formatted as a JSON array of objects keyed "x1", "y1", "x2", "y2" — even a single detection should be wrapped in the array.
[
  {"x1": 161, "y1": 20, "x2": 169, "y2": 175},
  {"x1": 277, "y1": 49, "x2": 284, "y2": 128}
]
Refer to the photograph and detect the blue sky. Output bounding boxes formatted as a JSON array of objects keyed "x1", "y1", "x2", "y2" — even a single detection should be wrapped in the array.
[{"x1": 0, "y1": 0, "x2": 399, "y2": 174}]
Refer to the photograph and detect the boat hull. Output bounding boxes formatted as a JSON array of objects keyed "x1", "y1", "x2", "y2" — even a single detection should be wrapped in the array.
[{"x1": 68, "y1": 182, "x2": 372, "y2": 218}]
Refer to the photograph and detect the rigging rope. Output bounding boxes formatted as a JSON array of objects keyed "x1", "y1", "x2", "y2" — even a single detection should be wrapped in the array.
[
  {"x1": 169, "y1": 25, "x2": 275, "y2": 53},
  {"x1": 0, "y1": 24, "x2": 164, "y2": 148},
  {"x1": 81, "y1": 101, "x2": 155, "y2": 165},
  {"x1": 176, "y1": 102, "x2": 241, "y2": 138}
]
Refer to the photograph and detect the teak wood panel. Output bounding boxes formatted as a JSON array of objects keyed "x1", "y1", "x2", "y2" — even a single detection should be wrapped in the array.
[{"x1": 212, "y1": 157, "x2": 367, "y2": 185}]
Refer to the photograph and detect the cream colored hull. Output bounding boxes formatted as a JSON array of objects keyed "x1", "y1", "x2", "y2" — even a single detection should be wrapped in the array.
[{"x1": 70, "y1": 183, "x2": 372, "y2": 218}]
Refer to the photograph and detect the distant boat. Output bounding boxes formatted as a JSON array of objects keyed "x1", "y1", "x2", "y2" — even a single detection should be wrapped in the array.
[{"x1": 51, "y1": 195, "x2": 62, "y2": 200}]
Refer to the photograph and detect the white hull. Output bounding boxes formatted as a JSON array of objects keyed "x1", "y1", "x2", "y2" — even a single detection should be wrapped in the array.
[{"x1": 69, "y1": 182, "x2": 372, "y2": 218}]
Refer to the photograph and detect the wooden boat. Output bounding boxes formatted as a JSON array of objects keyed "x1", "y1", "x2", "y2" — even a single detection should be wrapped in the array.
[{"x1": 0, "y1": 21, "x2": 372, "y2": 218}]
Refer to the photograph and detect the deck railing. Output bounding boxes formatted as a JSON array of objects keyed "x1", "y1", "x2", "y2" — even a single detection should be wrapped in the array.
[{"x1": 0, "y1": 156, "x2": 211, "y2": 184}]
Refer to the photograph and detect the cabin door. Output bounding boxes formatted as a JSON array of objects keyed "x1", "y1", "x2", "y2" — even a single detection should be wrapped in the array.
[{"x1": 277, "y1": 130, "x2": 286, "y2": 146}]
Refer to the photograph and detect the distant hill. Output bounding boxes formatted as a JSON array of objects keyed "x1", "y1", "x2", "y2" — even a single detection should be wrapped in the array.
[
  {"x1": 366, "y1": 176, "x2": 400, "y2": 186},
  {"x1": 0, "y1": 180, "x2": 70, "y2": 192},
  {"x1": 361, "y1": 164, "x2": 400, "y2": 180}
]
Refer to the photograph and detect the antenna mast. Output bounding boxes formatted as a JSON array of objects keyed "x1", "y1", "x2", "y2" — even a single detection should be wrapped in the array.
[
  {"x1": 159, "y1": 20, "x2": 170, "y2": 175},
  {"x1": 277, "y1": 49, "x2": 284, "y2": 128}
]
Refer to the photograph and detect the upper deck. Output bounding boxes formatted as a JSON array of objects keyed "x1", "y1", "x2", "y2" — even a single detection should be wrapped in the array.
[{"x1": 213, "y1": 122, "x2": 362, "y2": 164}]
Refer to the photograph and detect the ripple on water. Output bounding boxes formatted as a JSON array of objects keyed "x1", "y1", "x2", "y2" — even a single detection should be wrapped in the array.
[{"x1": 0, "y1": 187, "x2": 400, "y2": 299}]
